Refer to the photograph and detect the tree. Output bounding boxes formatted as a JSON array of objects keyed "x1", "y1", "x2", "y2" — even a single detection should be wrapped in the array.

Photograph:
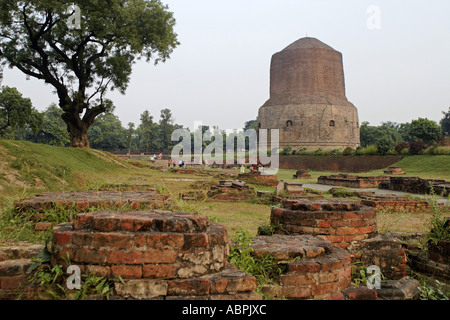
[
  {"x1": 440, "y1": 108, "x2": 450, "y2": 136},
  {"x1": 0, "y1": 86, "x2": 41, "y2": 137},
  {"x1": 409, "y1": 118, "x2": 442, "y2": 145},
  {"x1": 360, "y1": 122, "x2": 401, "y2": 148},
  {"x1": 34, "y1": 104, "x2": 70, "y2": 146},
  {"x1": 375, "y1": 134, "x2": 395, "y2": 155},
  {"x1": 137, "y1": 110, "x2": 159, "y2": 152},
  {"x1": 244, "y1": 119, "x2": 258, "y2": 132},
  {"x1": 88, "y1": 111, "x2": 127, "y2": 151},
  {"x1": 158, "y1": 108, "x2": 175, "y2": 151},
  {"x1": 0, "y1": 1, "x2": 179, "y2": 148},
  {"x1": 126, "y1": 122, "x2": 136, "y2": 153}
]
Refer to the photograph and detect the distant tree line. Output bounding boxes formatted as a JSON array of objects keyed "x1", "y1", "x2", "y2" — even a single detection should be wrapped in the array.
[
  {"x1": 0, "y1": 86, "x2": 259, "y2": 154},
  {"x1": 278, "y1": 109, "x2": 450, "y2": 156},
  {"x1": 359, "y1": 114, "x2": 448, "y2": 155}
]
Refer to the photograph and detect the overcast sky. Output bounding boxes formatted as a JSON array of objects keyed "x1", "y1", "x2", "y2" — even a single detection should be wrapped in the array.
[{"x1": 2, "y1": 0, "x2": 450, "y2": 131}]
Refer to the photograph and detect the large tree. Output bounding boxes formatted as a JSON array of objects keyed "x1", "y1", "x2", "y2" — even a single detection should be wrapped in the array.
[
  {"x1": 0, "y1": 0, "x2": 179, "y2": 147},
  {"x1": 409, "y1": 118, "x2": 442, "y2": 145}
]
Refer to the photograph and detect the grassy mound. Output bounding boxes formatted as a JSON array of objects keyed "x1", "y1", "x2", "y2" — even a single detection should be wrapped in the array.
[{"x1": 0, "y1": 140, "x2": 131, "y2": 209}]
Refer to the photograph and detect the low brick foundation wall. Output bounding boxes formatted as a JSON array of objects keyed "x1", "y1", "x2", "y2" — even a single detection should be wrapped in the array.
[
  {"x1": 90, "y1": 184, "x2": 156, "y2": 191},
  {"x1": 271, "y1": 199, "x2": 377, "y2": 249},
  {"x1": 238, "y1": 173, "x2": 278, "y2": 186},
  {"x1": 14, "y1": 191, "x2": 172, "y2": 214},
  {"x1": 279, "y1": 156, "x2": 401, "y2": 173},
  {"x1": 318, "y1": 175, "x2": 390, "y2": 188},
  {"x1": 207, "y1": 180, "x2": 255, "y2": 202},
  {"x1": 360, "y1": 195, "x2": 430, "y2": 212},
  {"x1": 51, "y1": 210, "x2": 259, "y2": 300},
  {"x1": 251, "y1": 235, "x2": 351, "y2": 300},
  {"x1": 380, "y1": 176, "x2": 450, "y2": 197},
  {"x1": 0, "y1": 243, "x2": 44, "y2": 299}
]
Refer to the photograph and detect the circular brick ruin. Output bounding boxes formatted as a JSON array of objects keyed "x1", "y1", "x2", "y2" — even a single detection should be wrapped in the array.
[
  {"x1": 271, "y1": 198, "x2": 377, "y2": 249},
  {"x1": 251, "y1": 235, "x2": 351, "y2": 300},
  {"x1": 51, "y1": 210, "x2": 259, "y2": 300}
]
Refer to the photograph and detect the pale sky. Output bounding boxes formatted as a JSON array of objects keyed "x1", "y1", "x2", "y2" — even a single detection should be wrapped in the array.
[{"x1": 2, "y1": 0, "x2": 450, "y2": 131}]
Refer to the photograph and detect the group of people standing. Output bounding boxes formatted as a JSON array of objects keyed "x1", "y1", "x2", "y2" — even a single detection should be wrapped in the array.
[{"x1": 167, "y1": 159, "x2": 185, "y2": 168}]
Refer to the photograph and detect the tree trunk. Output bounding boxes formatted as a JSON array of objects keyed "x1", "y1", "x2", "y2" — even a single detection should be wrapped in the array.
[{"x1": 66, "y1": 119, "x2": 90, "y2": 148}]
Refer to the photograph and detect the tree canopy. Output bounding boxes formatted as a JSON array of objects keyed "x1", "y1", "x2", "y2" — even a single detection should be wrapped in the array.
[
  {"x1": 0, "y1": 86, "x2": 42, "y2": 137},
  {"x1": 0, "y1": 0, "x2": 179, "y2": 147}
]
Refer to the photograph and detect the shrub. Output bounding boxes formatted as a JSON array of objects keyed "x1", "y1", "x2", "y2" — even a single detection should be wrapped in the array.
[
  {"x1": 227, "y1": 230, "x2": 284, "y2": 286},
  {"x1": 295, "y1": 147, "x2": 309, "y2": 155},
  {"x1": 409, "y1": 141, "x2": 427, "y2": 155},
  {"x1": 376, "y1": 135, "x2": 395, "y2": 155},
  {"x1": 343, "y1": 147, "x2": 354, "y2": 156},
  {"x1": 280, "y1": 146, "x2": 292, "y2": 155},
  {"x1": 355, "y1": 146, "x2": 364, "y2": 156},
  {"x1": 363, "y1": 145, "x2": 378, "y2": 156},
  {"x1": 394, "y1": 142, "x2": 409, "y2": 154},
  {"x1": 313, "y1": 147, "x2": 324, "y2": 156},
  {"x1": 331, "y1": 147, "x2": 344, "y2": 156}
]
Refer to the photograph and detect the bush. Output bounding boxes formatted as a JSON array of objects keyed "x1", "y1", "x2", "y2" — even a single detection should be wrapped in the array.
[
  {"x1": 331, "y1": 147, "x2": 344, "y2": 156},
  {"x1": 395, "y1": 142, "x2": 409, "y2": 154},
  {"x1": 355, "y1": 146, "x2": 364, "y2": 156},
  {"x1": 343, "y1": 147, "x2": 354, "y2": 156},
  {"x1": 313, "y1": 147, "x2": 324, "y2": 156},
  {"x1": 363, "y1": 145, "x2": 378, "y2": 156},
  {"x1": 280, "y1": 146, "x2": 292, "y2": 155},
  {"x1": 295, "y1": 147, "x2": 309, "y2": 155},
  {"x1": 409, "y1": 141, "x2": 427, "y2": 155},
  {"x1": 376, "y1": 135, "x2": 395, "y2": 155}
]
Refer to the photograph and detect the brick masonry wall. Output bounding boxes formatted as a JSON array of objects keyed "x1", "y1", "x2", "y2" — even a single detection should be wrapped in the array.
[
  {"x1": 14, "y1": 191, "x2": 172, "y2": 215},
  {"x1": 51, "y1": 210, "x2": 259, "y2": 300},
  {"x1": 252, "y1": 235, "x2": 352, "y2": 300},
  {"x1": 0, "y1": 243, "x2": 44, "y2": 299},
  {"x1": 347, "y1": 235, "x2": 407, "y2": 280},
  {"x1": 380, "y1": 177, "x2": 450, "y2": 197},
  {"x1": 318, "y1": 175, "x2": 390, "y2": 188},
  {"x1": 271, "y1": 199, "x2": 377, "y2": 249},
  {"x1": 279, "y1": 156, "x2": 401, "y2": 173}
]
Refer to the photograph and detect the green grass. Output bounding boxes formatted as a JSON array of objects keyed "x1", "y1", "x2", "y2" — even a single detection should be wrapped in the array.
[
  {"x1": 389, "y1": 156, "x2": 450, "y2": 180},
  {"x1": 0, "y1": 140, "x2": 135, "y2": 209},
  {"x1": 276, "y1": 155, "x2": 450, "y2": 182}
]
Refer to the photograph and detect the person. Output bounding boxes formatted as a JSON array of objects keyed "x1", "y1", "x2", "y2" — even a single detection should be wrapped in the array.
[
  {"x1": 179, "y1": 160, "x2": 183, "y2": 167},
  {"x1": 168, "y1": 159, "x2": 171, "y2": 167},
  {"x1": 240, "y1": 165, "x2": 245, "y2": 174}
]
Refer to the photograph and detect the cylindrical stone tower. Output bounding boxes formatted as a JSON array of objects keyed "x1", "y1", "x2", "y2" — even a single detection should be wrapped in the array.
[{"x1": 258, "y1": 37, "x2": 360, "y2": 150}]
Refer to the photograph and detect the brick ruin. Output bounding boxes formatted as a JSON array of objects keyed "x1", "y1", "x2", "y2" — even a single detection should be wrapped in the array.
[
  {"x1": 267, "y1": 198, "x2": 409, "y2": 283},
  {"x1": 360, "y1": 194, "x2": 431, "y2": 212},
  {"x1": 275, "y1": 181, "x2": 306, "y2": 196},
  {"x1": 407, "y1": 220, "x2": 450, "y2": 281},
  {"x1": 207, "y1": 180, "x2": 255, "y2": 202},
  {"x1": 384, "y1": 167, "x2": 406, "y2": 175},
  {"x1": 293, "y1": 170, "x2": 311, "y2": 179},
  {"x1": 238, "y1": 172, "x2": 279, "y2": 187},
  {"x1": 271, "y1": 199, "x2": 377, "y2": 250},
  {"x1": 90, "y1": 183, "x2": 156, "y2": 191},
  {"x1": 380, "y1": 176, "x2": 450, "y2": 197},
  {"x1": 51, "y1": 210, "x2": 260, "y2": 300},
  {"x1": 0, "y1": 242, "x2": 44, "y2": 299},
  {"x1": 4, "y1": 171, "x2": 443, "y2": 300},
  {"x1": 318, "y1": 175, "x2": 390, "y2": 188},
  {"x1": 14, "y1": 191, "x2": 172, "y2": 215},
  {"x1": 251, "y1": 235, "x2": 352, "y2": 300}
]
